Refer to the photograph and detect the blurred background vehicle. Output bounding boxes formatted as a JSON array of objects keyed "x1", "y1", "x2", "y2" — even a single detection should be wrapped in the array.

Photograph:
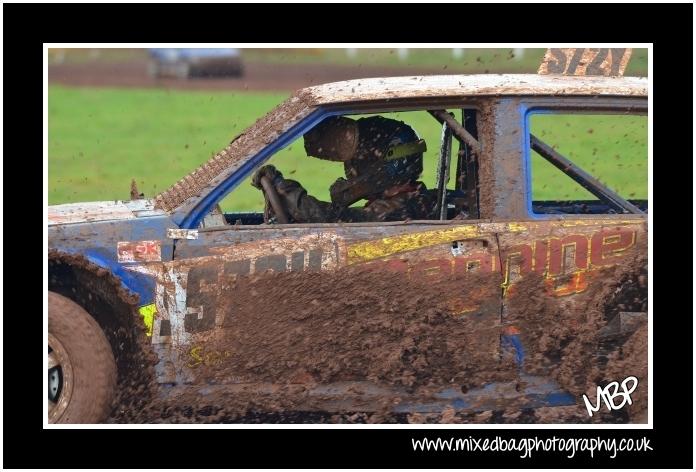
[{"x1": 147, "y1": 48, "x2": 244, "y2": 79}]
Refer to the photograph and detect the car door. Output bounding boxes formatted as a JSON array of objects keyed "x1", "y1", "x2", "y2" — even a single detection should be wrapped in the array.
[
  {"x1": 149, "y1": 98, "x2": 649, "y2": 407},
  {"x1": 164, "y1": 219, "x2": 505, "y2": 387},
  {"x1": 152, "y1": 106, "x2": 507, "y2": 389}
]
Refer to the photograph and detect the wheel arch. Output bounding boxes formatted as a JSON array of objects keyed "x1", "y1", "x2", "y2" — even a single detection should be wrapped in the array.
[{"x1": 48, "y1": 250, "x2": 157, "y2": 417}]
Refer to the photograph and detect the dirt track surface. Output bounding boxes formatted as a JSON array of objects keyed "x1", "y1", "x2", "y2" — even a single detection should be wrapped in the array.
[{"x1": 49, "y1": 60, "x2": 452, "y2": 91}]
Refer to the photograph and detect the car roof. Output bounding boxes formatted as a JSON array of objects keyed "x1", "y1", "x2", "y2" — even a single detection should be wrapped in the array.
[{"x1": 301, "y1": 74, "x2": 647, "y2": 105}]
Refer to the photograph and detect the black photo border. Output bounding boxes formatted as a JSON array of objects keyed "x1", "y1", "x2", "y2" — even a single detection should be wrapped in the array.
[{"x1": 3, "y1": 2, "x2": 692, "y2": 468}]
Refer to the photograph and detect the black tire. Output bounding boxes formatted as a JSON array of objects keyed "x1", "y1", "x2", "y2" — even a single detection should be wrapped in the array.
[{"x1": 48, "y1": 291, "x2": 117, "y2": 423}]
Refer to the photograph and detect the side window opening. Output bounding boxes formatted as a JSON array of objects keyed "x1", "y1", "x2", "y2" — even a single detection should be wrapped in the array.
[
  {"x1": 211, "y1": 108, "x2": 480, "y2": 227},
  {"x1": 527, "y1": 112, "x2": 647, "y2": 216}
]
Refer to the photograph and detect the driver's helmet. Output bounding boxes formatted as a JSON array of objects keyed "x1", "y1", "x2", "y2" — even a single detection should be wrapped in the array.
[{"x1": 303, "y1": 116, "x2": 426, "y2": 207}]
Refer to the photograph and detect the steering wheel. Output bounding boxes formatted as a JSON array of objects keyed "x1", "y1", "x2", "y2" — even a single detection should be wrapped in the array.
[{"x1": 259, "y1": 175, "x2": 291, "y2": 224}]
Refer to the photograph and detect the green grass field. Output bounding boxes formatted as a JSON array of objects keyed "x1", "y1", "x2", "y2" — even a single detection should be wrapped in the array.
[
  {"x1": 530, "y1": 114, "x2": 647, "y2": 201},
  {"x1": 49, "y1": 86, "x2": 289, "y2": 209},
  {"x1": 49, "y1": 86, "x2": 647, "y2": 212}
]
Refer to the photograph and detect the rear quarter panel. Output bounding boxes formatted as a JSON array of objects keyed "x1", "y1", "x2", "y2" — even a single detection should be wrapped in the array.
[{"x1": 496, "y1": 216, "x2": 647, "y2": 377}]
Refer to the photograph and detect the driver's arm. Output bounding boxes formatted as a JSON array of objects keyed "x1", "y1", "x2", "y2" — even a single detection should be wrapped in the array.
[
  {"x1": 275, "y1": 178, "x2": 336, "y2": 223},
  {"x1": 252, "y1": 165, "x2": 337, "y2": 223}
]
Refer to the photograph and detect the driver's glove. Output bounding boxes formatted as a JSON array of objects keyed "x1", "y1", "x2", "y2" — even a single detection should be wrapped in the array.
[{"x1": 251, "y1": 165, "x2": 284, "y2": 189}]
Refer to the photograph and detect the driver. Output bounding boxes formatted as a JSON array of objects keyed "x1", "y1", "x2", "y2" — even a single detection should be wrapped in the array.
[{"x1": 251, "y1": 116, "x2": 435, "y2": 223}]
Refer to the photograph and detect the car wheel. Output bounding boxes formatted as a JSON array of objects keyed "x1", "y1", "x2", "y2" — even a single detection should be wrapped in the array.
[{"x1": 48, "y1": 291, "x2": 117, "y2": 423}]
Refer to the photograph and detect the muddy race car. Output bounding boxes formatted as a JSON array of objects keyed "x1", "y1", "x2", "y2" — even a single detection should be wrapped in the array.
[{"x1": 48, "y1": 59, "x2": 648, "y2": 423}]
